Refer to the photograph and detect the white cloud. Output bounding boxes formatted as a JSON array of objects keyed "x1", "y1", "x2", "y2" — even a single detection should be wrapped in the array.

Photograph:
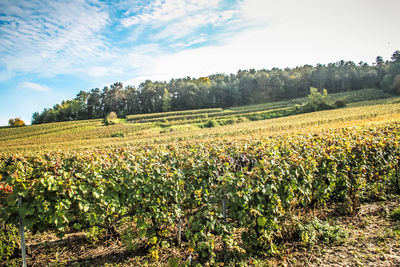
[
  {"x1": 121, "y1": 0, "x2": 222, "y2": 27},
  {"x1": 0, "y1": 0, "x2": 112, "y2": 77},
  {"x1": 19, "y1": 82, "x2": 51, "y2": 92},
  {"x1": 171, "y1": 35, "x2": 208, "y2": 48},
  {"x1": 120, "y1": 0, "x2": 238, "y2": 42}
]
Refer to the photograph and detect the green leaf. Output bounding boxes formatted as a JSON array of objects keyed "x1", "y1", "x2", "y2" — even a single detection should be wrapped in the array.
[
  {"x1": 168, "y1": 257, "x2": 180, "y2": 267},
  {"x1": 78, "y1": 202, "x2": 90, "y2": 212},
  {"x1": 137, "y1": 218, "x2": 145, "y2": 229},
  {"x1": 37, "y1": 222, "x2": 47, "y2": 232},
  {"x1": 257, "y1": 216, "x2": 267, "y2": 227},
  {"x1": 73, "y1": 223, "x2": 82, "y2": 230},
  {"x1": 18, "y1": 207, "x2": 27, "y2": 218},
  {"x1": 6, "y1": 194, "x2": 17, "y2": 206},
  {"x1": 25, "y1": 206, "x2": 35, "y2": 216},
  {"x1": 92, "y1": 191, "x2": 100, "y2": 199},
  {"x1": 65, "y1": 213, "x2": 76, "y2": 222},
  {"x1": 24, "y1": 217, "x2": 34, "y2": 229},
  {"x1": 161, "y1": 240, "x2": 170, "y2": 248},
  {"x1": 79, "y1": 184, "x2": 89, "y2": 194},
  {"x1": 18, "y1": 190, "x2": 29, "y2": 197},
  {"x1": 138, "y1": 228, "x2": 147, "y2": 238}
]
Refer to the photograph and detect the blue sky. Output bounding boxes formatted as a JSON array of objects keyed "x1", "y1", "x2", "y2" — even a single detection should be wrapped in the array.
[{"x1": 0, "y1": 0, "x2": 399, "y2": 126}]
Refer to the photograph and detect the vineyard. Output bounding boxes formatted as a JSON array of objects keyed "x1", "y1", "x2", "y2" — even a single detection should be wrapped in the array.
[{"x1": 1, "y1": 93, "x2": 400, "y2": 265}]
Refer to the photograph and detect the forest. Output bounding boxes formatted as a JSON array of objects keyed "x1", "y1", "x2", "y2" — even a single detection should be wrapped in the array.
[{"x1": 31, "y1": 51, "x2": 400, "y2": 124}]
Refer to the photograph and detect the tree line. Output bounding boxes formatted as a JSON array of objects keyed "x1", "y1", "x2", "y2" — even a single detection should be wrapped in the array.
[{"x1": 32, "y1": 50, "x2": 400, "y2": 124}]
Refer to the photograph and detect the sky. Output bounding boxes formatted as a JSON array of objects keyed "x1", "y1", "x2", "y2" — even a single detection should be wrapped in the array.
[{"x1": 0, "y1": 0, "x2": 399, "y2": 126}]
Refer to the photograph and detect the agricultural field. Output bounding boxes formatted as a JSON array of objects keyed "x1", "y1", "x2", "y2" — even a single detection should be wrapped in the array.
[{"x1": 1, "y1": 89, "x2": 400, "y2": 266}]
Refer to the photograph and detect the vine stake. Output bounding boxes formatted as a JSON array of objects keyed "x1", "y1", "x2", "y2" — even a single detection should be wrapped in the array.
[
  {"x1": 177, "y1": 217, "x2": 182, "y2": 247},
  {"x1": 222, "y1": 188, "x2": 228, "y2": 262},
  {"x1": 18, "y1": 196, "x2": 27, "y2": 267}
]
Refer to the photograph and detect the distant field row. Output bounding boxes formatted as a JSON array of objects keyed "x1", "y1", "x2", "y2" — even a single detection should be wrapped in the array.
[
  {"x1": 124, "y1": 88, "x2": 391, "y2": 123},
  {"x1": 126, "y1": 108, "x2": 223, "y2": 121}
]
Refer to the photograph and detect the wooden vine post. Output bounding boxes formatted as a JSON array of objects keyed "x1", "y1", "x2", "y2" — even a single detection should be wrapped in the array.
[
  {"x1": 222, "y1": 185, "x2": 228, "y2": 261},
  {"x1": 18, "y1": 196, "x2": 27, "y2": 267},
  {"x1": 177, "y1": 173, "x2": 183, "y2": 247},
  {"x1": 177, "y1": 217, "x2": 182, "y2": 247}
]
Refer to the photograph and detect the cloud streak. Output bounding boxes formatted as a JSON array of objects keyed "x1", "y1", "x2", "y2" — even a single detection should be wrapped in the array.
[
  {"x1": 121, "y1": 0, "x2": 239, "y2": 42},
  {"x1": 0, "y1": 0, "x2": 111, "y2": 78},
  {"x1": 19, "y1": 82, "x2": 51, "y2": 92},
  {"x1": 121, "y1": 0, "x2": 222, "y2": 27}
]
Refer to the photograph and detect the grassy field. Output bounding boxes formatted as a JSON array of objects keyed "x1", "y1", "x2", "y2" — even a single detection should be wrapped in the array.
[{"x1": 1, "y1": 89, "x2": 400, "y2": 266}]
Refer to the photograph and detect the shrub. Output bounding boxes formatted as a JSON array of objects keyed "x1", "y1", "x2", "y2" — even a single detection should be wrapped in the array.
[
  {"x1": 111, "y1": 132, "x2": 125, "y2": 138},
  {"x1": 85, "y1": 226, "x2": 106, "y2": 244},
  {"x1": 203, "y1": 120, "x2": 218, "y2": 128},
  {"x1": 104, "y1": 112, "x2": 118, "y2": 126},
  {"x1": 301, "y1": 87, "x2": 332, "y2": 112},
  {"x1": 297, "y1": 218, "x2": 347, "y2": 247},
  {"x1": 120, "y1": 221, "x2": 147, "y2": 252}
]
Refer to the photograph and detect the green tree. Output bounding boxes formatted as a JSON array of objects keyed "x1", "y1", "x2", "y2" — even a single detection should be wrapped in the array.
[
  {"x1": 391, "y1": 74, "x2": 400, "y2": 94},
  {"x1": 87, "y1": 88, "x2": 102, "y2": 118},
  {"x1": 126, "y1": 85, "x2": 139, "y2": 114},
  {"x1": 375, "y1": 56, "x2": 385, "y2": 83},
  {"x1": 75, "y1": 90, "x2": 90, "y2": 119},
  {"x1": 381, "y1": 50, "x2": 400, "y2": 93},
  {"x1": 391, "y1": 50, "x2": 400, "y2": 63},
  {"x1": 161, "y1": 88, "x2": 171, "y2": 112},
  {"x1": 43, "y1": 108, "x2": 57, "y2": 123},
  {"x1": 138, "y1": 80, "x2": 156, "y2": 113},
  {"x1": 31, "y1": 112, "x2": 43, "y2": 124}
]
